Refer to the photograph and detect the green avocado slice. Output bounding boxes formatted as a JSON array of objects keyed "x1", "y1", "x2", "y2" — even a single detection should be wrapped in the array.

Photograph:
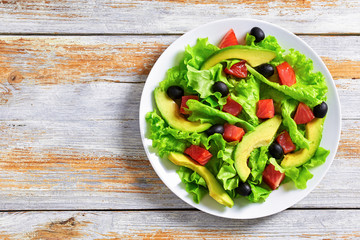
[
  {"x1": 234, "y1": 116, "x2": 282, "y2": 182},
  {"x1": 154, "y1": 88, "x2": 211, "y2": 132},
  {"x1": 281, "y1": 118, "x2": 325, "y2": 168},
  {"x1": 168, "y1": 152, "x2": 234, "y2": 208},
  {"x1": 201, "y1": 45, "x2": 276, "y2": 70}
]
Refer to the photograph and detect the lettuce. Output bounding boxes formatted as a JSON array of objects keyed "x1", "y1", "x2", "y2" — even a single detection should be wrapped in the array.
[
  {"x1": 259, "y1": 84, "x2": 309, "y2": 149},
  {"x1": 245, "y1": 33, "x2": 285, "y2": 65},
  {"x1": 186, "y1": 99, "x2": 255, "y2": 131},
  {"x1": 273, "y1": 147, "x2": 330, "y2": 189},
  {"x1": 247, "y1": 183, "x2": 272, "y2": 203},
  {"x1": 217, "y1": 163, "x2": 240, "y2": 192},
  {"x1": 177, "y1": 166, "x2": 207, "y2": 203},
  {"x1": 248, "y1": 146, "x2": 268, "y2": 184},
  {"x1": 281, "y1": 99, "x2": 311, "y2": 149},
  {"x1": 146, "y1": 34, "x2": 330, "y2": 206},
  {"x1": 248, "y1": 65, "x2": 326, "y2": 107},
  {"x1": 186, "y1": 64, "x2": 232, "y2": 99},
  {"x1": 159, "y1": 65, "x2": 189, "y2": 94},
  {"x1": 246, "y1": 34, "x2": 328, "y2": 107},
  {"x1": 231, "y1": 74, "x2": 260, "y2": 126},
  {"x1": 145, "y1": 111, "x2": 207, "y2": 157},
  {"x1": 183, "y1": 38, "x2": 219, "y2": 70}
]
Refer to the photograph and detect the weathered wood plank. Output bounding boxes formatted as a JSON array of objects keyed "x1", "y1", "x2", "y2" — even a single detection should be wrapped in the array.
[
  {"x1": 0, "y1": 78, "x2": 357, "y2": 122},
  {"x1": 0, "y1": 119, "x2": 357, "y2": 210},
  {"x1": 0, "y1": 35, "x2": 356, "y2": 210},
  {"x1": 0, "y1": 0, "x2": 359, "y2": 34},
  {"x1": 0, "y1": 210, "x2": 358, "y2": 239},
  {"x1": 0, "y1": 36, "x2": 358, "y2": 85}
]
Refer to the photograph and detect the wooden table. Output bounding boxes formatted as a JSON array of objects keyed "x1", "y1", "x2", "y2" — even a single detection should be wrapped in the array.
[{"x1": 0, "y1": 0, "x2": 359, "y2": 239}]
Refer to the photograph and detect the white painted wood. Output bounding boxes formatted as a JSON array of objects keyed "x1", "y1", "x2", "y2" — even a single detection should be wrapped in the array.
[
  {"x1": 0, "y1": 210, "x2": 358, "y2": 239},
  {"x1": 0, "y1": 119, "x2": 356, "y2": 210},
  {"x1": 0, "y1": 79, "x2": 357, "y2": 123},
  {"x1": 0, "y1": 0, "x2": 357, "y2": 237},
  {"x1": 0, "y1": 34, "x2": 355, "y2": 210},
  {"x1": 0, "y1": 35, "x2": 357, "y2": 84},
  {"x1": 0, "y1": 0, "x2": 358, "y2": 34}
]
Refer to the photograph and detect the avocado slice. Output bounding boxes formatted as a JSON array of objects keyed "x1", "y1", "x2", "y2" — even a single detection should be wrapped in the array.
[
  {"x1": 281, "y1": 118, "x2": 325, "y2": 168},
  {"x1": 168, "y1": 152, "x2": 234, "y2": 208},
  {"x1": 154, "y1": 88, "x2": 211, "y2": 132},
  {"x1": 201, "y1": 45, "x2": 276, "y2": 70},
  {"x1": 234, "y1": 116, "x2": 282, "y2": 182}
]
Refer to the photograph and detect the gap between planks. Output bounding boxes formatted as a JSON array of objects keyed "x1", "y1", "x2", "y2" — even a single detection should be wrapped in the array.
[
  {"x1": 0, "y1": 33, "x2": 358, "y2": 37},
  {"x1": 0, "y1": 208, "x2": 358, "y2": 212}
]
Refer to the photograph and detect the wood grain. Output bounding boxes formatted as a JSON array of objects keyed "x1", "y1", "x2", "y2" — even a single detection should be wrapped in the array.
[
  {"x1": 0, "y1": 210, "x2": 358, "y2": 239},
  {"x1": 0, "y1": 119, "x2": 356, "y2": 210},
  {"x1": 0, "y1": 36, "x2": 358, "y2": 86},
  {"x1": 0, "y1": 79, "x2": 358, "y2": 122},
  {"x1": 0, "y1": 33, "x2": 357, "y2": 210},
  {"x1": 0, "y1": 0, "x2": 357, "y2": 237},
  {"x1": 0, "y1": 0, "x2": 359, "y2": 34}
]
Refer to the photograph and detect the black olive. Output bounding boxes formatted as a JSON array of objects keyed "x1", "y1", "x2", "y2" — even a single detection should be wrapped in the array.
[
  {"x1": 269, "y1": 142, "x2": 284, "y2": 159},
  {"x1": 167, "y1": 86, "x2": 184, "y2": 100},
  {"x1": 250, "y1": 27, "x2": 265, "y2": 43},
  {"x1": 254, "y1": 64, "x2": 275, "y2": 78},
  {"x1": 236, "y1": 182, "x2": 252, "y2": 196},
  {"x1": 212, "y1": 81, "x2": 229, "y2": 97},
  {"x1": 205, "y1": 124, "x2": 224, "y2": 136},
  {"x1": 313, "y1": 102, "x2": 328, "y2": 118}
]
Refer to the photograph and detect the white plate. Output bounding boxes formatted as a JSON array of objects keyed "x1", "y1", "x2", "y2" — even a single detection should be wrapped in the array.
[{"x1": 139, "y1": 18, "x2": 341, "y2": 219}]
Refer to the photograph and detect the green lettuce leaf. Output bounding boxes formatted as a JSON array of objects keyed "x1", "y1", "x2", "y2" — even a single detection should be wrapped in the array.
[
  {"x1": 177, "y1": 166, "x2": 207, "y2": 203},
  {"x1": 303, "y1": 147, "x2": 330, "y2": 168},
  {"x1": 281, "y1": 98, "x2": 310, "y2": 149},
  {"x1": 145, "y1": 111, "x2": 206, "y2": 157},
  {"x1": 245, "y1": 34, "x2": 285, "y2": 65},
  {"x1": 183, "y1": 38, "x2": 219, "y2": 70},
  {"x1": 248, "y1": 146, "x2": 269, "y2": 184},
  {"x1": 284, "y1": 49, "x2": 328, "y2": 101},
  {"x1": 247, "y1": 182, "x2": 272, "y2": 203},
  {"x1": 284, "y1": 147, "x2": 330, "y2": 189},
  {"x1": 246, "y1": 34, "x2": 328, "y2": 107},
  {"x1": 159, "y1": 37, "x2": 220, "y2": 94},
  {"x1": 248, "y1": 65, "x2": 326, "y2": 107},
  {"x1": 217, "y1": 163, "x2": 240, "y2": 191},
  {"x1": 186, "y1": 64, "x2": 232, "y2": 99},
  {"x1": 231, "y1": 74, "x2": 260, "y2": 126},
  {"x1": 186, "y1": 99, "x2": 255, "y2": 131},
  {"x1": 284, "y1": 166, "x2": 313, "y2": 190},
  {"x1": 204, "y1": 133, "x2": 239, "y2": 197},
  {"x1": 158, "y1": 65, "x2": 189, "y2": 93}
]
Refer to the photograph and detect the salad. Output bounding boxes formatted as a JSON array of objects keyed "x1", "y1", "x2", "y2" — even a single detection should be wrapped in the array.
[{"x1": 145, "y1": 27, "x2": 330, "y2": 208}]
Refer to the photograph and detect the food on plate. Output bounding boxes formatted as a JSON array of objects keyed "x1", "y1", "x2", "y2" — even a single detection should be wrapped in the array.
[
  {"x1": 146, "y1": 26, "x2": 330, "y2": 207},
  {"x1": 262, "y1": 163, "x2": 285, "y2": 190},
  {"x1": 212, "y1": 81, "x2": 229, "y2": 97},
  {"x1": 313, "y1": 102, "x2": 328, "y2": 118},
  {"x1": 154, "y1": 88, "x2": 211, "y2": 132},
  {"x1": 256, "y1": 99, "x2": 275, "y2": 119},
  {"x1": 276, "y1": 130, "x2": 296, "y2": 154},
  {"x1": 281, "y1": 118, "x2": 325, "y2": 168},
  {"x1": 254, "y1": 63, "x2": 275, "y2": 78},
  {"x1": 269, "y1": 142, "x2": 284, "y2": 159},
  {"x1": 168, "y1": 152, "x2": 234, "y2": 208},
  {"x1": 235, "y1": 182, "x2": 252, "y2": 196},
  {"x1": 234, "y1": 116, "x2": 282, "y2": 182},
  {"x1": 249, "y1": 27, "x2": 265, "y2": 43},
  {"x1": 201, "y1": 45, "x2": 276, "y2": 70},
  {"x1": 293, "y1": 102, "x2": 315, "y2": 124},
  {"x1": 218, "y1": 29, "x2": 238, "y2": 49},
  {"x1": 167, "y1": 85, "x2": 184, "y2": 100},
  {"x1": 276, "y1": 61, "x2": 297, "y2": 86}
]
